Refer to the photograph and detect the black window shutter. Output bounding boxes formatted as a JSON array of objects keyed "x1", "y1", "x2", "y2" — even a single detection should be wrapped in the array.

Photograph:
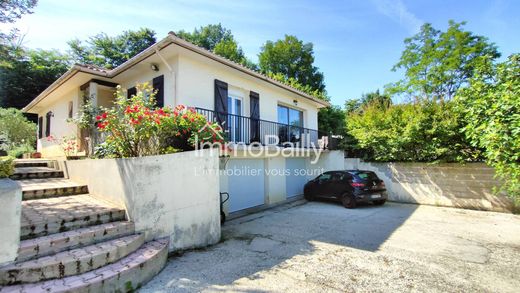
[
  {"x1": 250, "y1": 91, "x2": 260, "y2": 143},
  {"x1": 45, "y1": 112, "x2": 52, "y2": 137},
  {"x1": 214, "y1": 79, "x2": 228, "y2": 130},
  {"x1": 127, "y1": 87, "x2": 136, "y2": 99},
  {"x1": 152, "y1": 75, "x2": 164, "y2": 107},
  {"x1": 38, "y1": 117, "x2": 43, "y2": 139}
]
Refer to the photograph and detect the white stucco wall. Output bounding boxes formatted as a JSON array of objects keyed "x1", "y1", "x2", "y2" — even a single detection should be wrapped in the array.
[
  {"x1": 0, "y1": 179, "x2": 21, "y2": 265},
  {"x1": 65, "y1": 150, "x2": 221, "y2": 251},
  {"x1": 344, "y1": 158, "x2": 514, "y2": 212},
  {"x1": 35, "y1": 88, "x2": 81, "y2": 158},
  {"x1": 176, "y1": 54, "x2": 320, "y2": 130}
]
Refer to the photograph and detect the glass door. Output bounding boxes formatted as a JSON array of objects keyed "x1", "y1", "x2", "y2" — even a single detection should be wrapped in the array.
[
  {"x1": 228, "y1": 96, "x2": 242, "y2": 142},
  {"x1": 277, "y1": 105, "x2": 303, "y2": 145}
]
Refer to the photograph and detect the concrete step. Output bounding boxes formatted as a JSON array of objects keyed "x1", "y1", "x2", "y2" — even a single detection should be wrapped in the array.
[
  {"x1": 18, "y1": 178, "x2": 89, "y2": 201},
  {"x1": 17, "y1": 221, "x2": 135, "y2": 262},
  {"x1": 10, "y1": 167, "x2": 64, "y2": 180},
  {"x1": 0, "y1": 234, "x2": 145, "y2": 285},
  {"x1": 21, "y1": 194, "x2": 126, "y2": 240},
  {"x1": 14, "y1": 159, "x2": 56, "y2": 169},
  {"x1": 0, "y1": 239, "x2": 169, "y2": 292}
]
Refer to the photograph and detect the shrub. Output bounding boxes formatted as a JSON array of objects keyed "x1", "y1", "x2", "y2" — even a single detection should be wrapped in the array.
[
  {"x1": 7, "y1": 144, "x2": 34, "y2": 158},
  {"x1": 0, "y1": 108, "x2": 36, "y2": 152},
  {"x1": 456, "y1": 54, "x2": 520, "y2": 200},
  {"x1": 346, "y1": 100, "x2": 479, "y2": 162},
  {"x1": 0, "y1": 157, "x2": 14, "y2": 178},
  {"x1": 93, "y1": 83, "x2": 224, "y2": 158}
]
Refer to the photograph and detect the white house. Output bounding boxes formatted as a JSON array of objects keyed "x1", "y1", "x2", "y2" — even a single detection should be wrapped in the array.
[{"x1": 23, "y1": 32, "x2": 342, "y2": 215}]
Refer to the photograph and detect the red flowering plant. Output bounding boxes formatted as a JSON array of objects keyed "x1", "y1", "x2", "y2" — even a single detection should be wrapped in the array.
[
  {"x1": 160, "y1": 105, "x2": 225, "y2": 151},
  {"x1": 46, "y1": 135, "x2": 78, "y2": 157},
  {"x1": 94, "y1": 82, "x2": 225, "y2": 158}
]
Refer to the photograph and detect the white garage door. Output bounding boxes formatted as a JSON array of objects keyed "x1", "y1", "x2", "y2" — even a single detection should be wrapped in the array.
[
  {"x1": 286, "y1": 158, "x2": 309, "y2": 198},
  {"x1": 227, "y1": 159, "x2": 265, "y2": 213}
]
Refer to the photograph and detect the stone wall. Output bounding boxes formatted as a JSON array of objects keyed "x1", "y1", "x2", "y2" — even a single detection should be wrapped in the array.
[
  {"x1": 344, "y1": 158, "x2": 514, "y2": 212},
  {"x1": 65, "y1": 150, "x2": 221, "y2": 251},
  {"x1": 0, "y1": 179, "x2": 21, "y2": 265}
]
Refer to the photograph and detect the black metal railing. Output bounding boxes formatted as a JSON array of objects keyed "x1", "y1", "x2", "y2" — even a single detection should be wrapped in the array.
[{"x1": 195, "y1": 107, "x2": 322, "y2": 148}]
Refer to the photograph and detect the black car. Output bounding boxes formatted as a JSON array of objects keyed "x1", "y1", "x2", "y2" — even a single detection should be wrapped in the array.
[{"x1": 304, "y1": 170, "x2": 387, "y2": 208}]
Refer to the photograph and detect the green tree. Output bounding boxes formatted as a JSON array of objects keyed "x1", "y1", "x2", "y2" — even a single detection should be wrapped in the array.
[
  {"x1": 456, "y1": 54, "x2": 520, "y2": 200},
  {"x1": 68, "y1": 28, "x2": 156, "y2": 69},
  {"x1": 387, "y1": 20, "x2": 500, "y2": 100},
  {"x1": 177, "y1": 24, "x2": 256, "y2": 70},
  {"x1": 0, "y1": 107, "x2": 36, "y2": 151},
  {"x1": 346, "y1": 100, "x2": 478, "y2": 162},
  {"x1": 259, "y1": 35, "x2": 325, "y2": 92},
  {"x1": 0, "y1": 47, "x2": 70, "y2": 109},
  {"x1": 0, "y1": 48, "x2": 71, "y2": 109},
  {"x1": 318, "y1": 106, "x2": 345, "y2": 135},
  {"x1": 345, "y1": 90, "x2": 392, "y2": 114}
]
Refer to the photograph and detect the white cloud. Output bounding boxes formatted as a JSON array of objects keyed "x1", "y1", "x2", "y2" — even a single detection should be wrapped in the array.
[{"x1": 371, "y1": 0, "x2": 423, "y2": 34}]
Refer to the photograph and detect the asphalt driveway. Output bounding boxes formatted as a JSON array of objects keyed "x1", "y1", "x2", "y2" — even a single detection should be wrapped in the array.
[{"x1": 142, "y1": 200, "x2": 520, "y2": 292}]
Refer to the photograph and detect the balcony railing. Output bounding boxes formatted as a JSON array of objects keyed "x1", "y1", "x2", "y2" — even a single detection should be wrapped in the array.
[{"x1": 195, "y1": 107, "x2": 323, "y2": 148}]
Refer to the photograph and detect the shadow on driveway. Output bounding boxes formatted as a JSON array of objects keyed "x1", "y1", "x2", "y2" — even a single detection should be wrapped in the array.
[{"x1": 141, "y1": 200, "x2": 418, "y2": 292}]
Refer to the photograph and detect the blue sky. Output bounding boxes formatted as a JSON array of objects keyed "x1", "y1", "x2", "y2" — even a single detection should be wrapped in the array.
[{"x1": 3, "y1": 0, "x2": 519, "y2": 106}]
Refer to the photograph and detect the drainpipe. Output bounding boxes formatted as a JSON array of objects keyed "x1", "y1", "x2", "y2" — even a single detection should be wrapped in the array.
[{"x1": 154, "y1": 48, "x2": 176, "y2": 107}]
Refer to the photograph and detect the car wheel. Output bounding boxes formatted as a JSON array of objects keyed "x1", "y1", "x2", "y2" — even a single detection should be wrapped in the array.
[
  {"x1": 342, "y1": 194, "x2": 357, "y2": 209},
  {"x1": 304, "y1": 192, "x2": 314, "y2": 201},
  {"x1": 373, "y1": 199, "x2": 386, "y2": 206}
]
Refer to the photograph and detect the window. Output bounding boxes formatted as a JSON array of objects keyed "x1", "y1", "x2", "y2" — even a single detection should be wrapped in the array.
[
  {"x1": 38, "y1": 117, "x2": 43, "y2": 139},
  {"x1": 45, "y1": 112, "x2": 52, "y2": 137},
  {"x1": 68, "y1": 101, "x2": 73, "y2": 118},
  {"x1": 152, "y1": 75, "x2": 164, "y2": 107},
  {"x1": 127, "y1": 87, "x2": 136, "y2": 99},
  {"x1": 277, "y1": 105, "x2": 303, "y2": 143},
  {"x1": 227, "y1": 95, "x2": 242, "y2": 142},
  {"x1": 317, "y1": 173, "x2": 332, "y2": 182}
]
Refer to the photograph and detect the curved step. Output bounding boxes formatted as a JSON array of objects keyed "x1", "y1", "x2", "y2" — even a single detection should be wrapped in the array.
[
  {"x1": 19, "y1": 178, "x2": 89, "y2": 201},
  {"x1": 10, "y1": 167, "x2": 64, "y2": 180},
  {"x1": 21, "y1": 194, "x2": 127, "y2": 240},
  {"x1": 0, "y1": 234, "x2": 145, "y2": 285},
  {"x1": 0, "y1": 239, "x2": 169, "y2": 292},
  {"x1": 17, "y1": 221, "x2": 135, "y2": 262}
]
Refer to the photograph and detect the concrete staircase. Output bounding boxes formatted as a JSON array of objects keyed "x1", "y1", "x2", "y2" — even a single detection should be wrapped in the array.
[{"x1": 0, "y1": 160, "x2": 168, "y2": 292}]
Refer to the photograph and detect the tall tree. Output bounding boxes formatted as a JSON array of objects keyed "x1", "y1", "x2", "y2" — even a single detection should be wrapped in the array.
[
  {"x1": 0, "y1": 47, "x2": 71, "y2": 109},
  {"x1": 345, "y1": 90, "x2": 392, "y2": 114},
  {"x1": 68, "y1": 28, "x2": 156, "y2": 69},
  {"x1": 456, "y1": 54, "x2": 520, "y2": 200},
  {"x1": 258, "y1": 35, "x2": 325, "y2": 92},
  {"x1": 176, "y1": 24, "x2": 256, "y2": 70},
  {"x1": 386, "y1": 20, "x2": 500, "y2": 101}
]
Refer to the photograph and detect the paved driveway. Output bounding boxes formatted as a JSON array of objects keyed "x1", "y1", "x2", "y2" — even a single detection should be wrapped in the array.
[{"x1": 142, "y1": 201, "x2": 520, "y2": 292}]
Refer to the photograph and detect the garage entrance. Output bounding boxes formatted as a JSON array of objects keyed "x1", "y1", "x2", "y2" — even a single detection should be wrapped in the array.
[
  {"x1": 227, "y1": 159, "x2": 265, "y2": 213},
  {"x1": 286, "y1": 158, "x2": 308, "y2": 197}
]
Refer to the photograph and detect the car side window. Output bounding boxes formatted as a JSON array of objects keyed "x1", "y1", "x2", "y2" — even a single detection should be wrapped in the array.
[
  {"x1": 331, "y1": 172, "x2": 344, "y2": 182},
  {"x1": 317, "y1": 173, "x2": 332, "y2": 183}
]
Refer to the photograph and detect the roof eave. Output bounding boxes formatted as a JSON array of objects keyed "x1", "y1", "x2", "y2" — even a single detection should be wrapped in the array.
[{"x1": 22, "y1": 65, "x2": 109, "y2": 113}]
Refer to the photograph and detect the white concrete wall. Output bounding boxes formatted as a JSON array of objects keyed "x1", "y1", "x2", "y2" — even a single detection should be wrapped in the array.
[
  {"x1": 65, "y1": 150, "x2": 221, "y2": 251},
  {"x1": 0, "y1": 179, "x2": 21, "y2": 265},
  {"x1": 344, "y1": 158, "x2": 514, "y2": 212},
  {"x1": 36, "y1": 88, "x2": 81, "y2": 158}
]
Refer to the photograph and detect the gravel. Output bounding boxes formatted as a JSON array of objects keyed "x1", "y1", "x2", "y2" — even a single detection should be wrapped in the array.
[{"x1": 141, "y1": 200, "x2": 520, "y2": 293}]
